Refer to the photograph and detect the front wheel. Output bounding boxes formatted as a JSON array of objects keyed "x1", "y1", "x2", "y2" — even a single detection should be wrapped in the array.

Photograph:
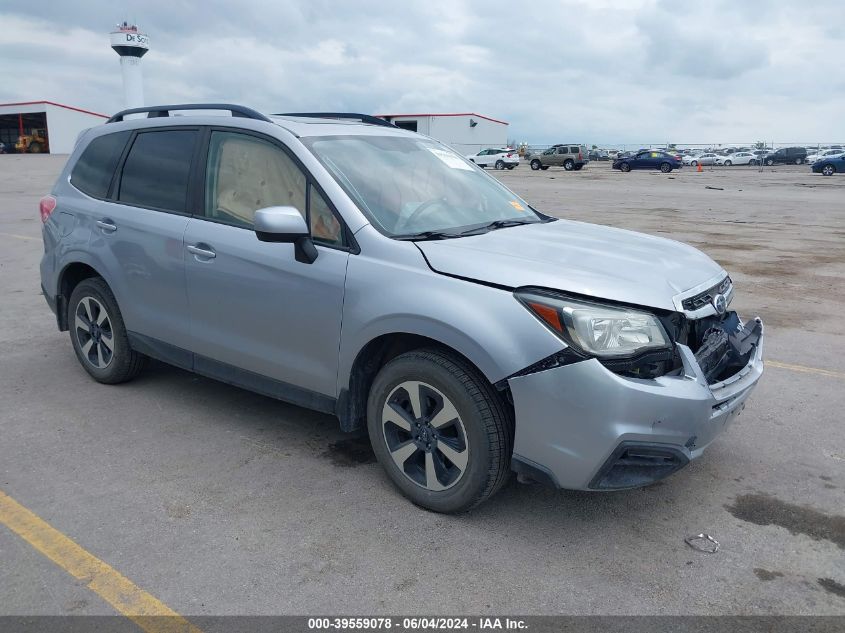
[
  {"x1": 563, "y1": 159, "x2": 574, "y2": 171},
  {"x1": 690, "y1": 160, "x2": 698, "y2": 166},
  {"x1": 822, "y1": 164, "x2": 836, "y2": 176},
  {"x1": 367, "y1": 349, "x2": 513, "y2": 513},
  {"x1": 68, "y1": 278, "x2": 146, "y2": 384},
  {"x1": 795, "y1": 157, "x2": 803, "y2": 165},
  {"x1": 765, "y1": 158, "x2": 774, "y2": 166},
  {"x1": 724, "y1": 160, "x2": 732, "y2": 166},
  {"x1": 494, "y1": 160, "x2": 505, "y2": 170},
  {"x1": 620, "y1": 162, "x2": 631, "y2": 172},
  {"x1": 660, "y1": 162, "x2": 672, "y2": 173},
  {"x1": 530, "y1": 159, "x2": 541, "y2": 171}
]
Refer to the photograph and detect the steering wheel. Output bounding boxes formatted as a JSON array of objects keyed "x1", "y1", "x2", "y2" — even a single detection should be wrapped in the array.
[{"x1": 402, "y1": 197, "x2": 451, "y2": 230}]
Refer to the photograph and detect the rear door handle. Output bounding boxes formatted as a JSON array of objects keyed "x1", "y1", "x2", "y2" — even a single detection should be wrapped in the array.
[
  {"x1": 187, "y1": 244, "x2": 216, "y2": 259},
  {"x1": 96, "y1": 219, "x2": 117, "y2": 233}
]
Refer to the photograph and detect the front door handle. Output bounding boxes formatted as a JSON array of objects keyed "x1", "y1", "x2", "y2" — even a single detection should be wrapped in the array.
[
  {"x1": 187, "y1": 244, "x2": 216, "y2": 260},
  {"x1": 96, "y1": 219, "x2": 117, "y2": 233}
]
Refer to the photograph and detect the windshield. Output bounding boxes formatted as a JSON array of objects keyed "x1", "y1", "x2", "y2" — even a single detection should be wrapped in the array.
[{"x1": 302, "y1": 135, "x2": 541, "y2": 237}]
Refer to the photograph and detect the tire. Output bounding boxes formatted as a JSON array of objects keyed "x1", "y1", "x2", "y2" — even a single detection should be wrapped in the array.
[
  {"x1": 563, "y1": 159, "x2": 574, "y2": 171},
  {"x1": 29, "y1": 142, "x2": 42, "y2": 154},
  {"x1": 620, "y1": 162, "x2": 631, "y2": 172},
  {"x1": 795, "y1": 157, "x2": 803, "y2": 165},
  {"x1": 690, "y1": 160, "x2": 697, "y2": 166},
  {"x1": 724, "y1": 160, "x2": 732, "y2": 166},
  {"x1": 68, "y1": 277, "x2": 146, "y2": 384},
  {"x1": 494, "y1": 160, "x2": 505, "y2": 170},
  {"x1": 822, "y1": 164, "x2": 835, "y2": 176},
  {"x1": 765, "y1": 158, "x2": 774, "y2": 166},
  {"x1": 367, "y1": 349, "x2": 513, "y2": 513},
  {"x1": 507, "y1": 165, "x2": 515, "y2": 170},
  {"x1": 659, "y1": 162, "x2": 672, "y2": 173},
  {"x1": 540, "y1": 165, "x2": 549, "y2": 170},
  {"x1": 573, "y1": 164, "x2": 583, "y2": 170},
  {"x1": 530, "y1": 159, "x2": 541, "y2": 171}
]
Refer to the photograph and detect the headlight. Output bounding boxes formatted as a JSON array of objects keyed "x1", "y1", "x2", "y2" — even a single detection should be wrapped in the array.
[{"x1": 516, "y1": 290, "x2": 670, "y2": 358}]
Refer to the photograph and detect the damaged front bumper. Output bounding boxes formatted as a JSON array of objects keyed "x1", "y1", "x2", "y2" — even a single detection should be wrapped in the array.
[{"x1": 508, "y1": 315, "x2": 764, "y2": 490}]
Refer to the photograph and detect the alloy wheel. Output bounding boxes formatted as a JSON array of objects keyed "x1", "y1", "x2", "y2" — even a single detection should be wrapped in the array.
[
  {"x1": 822, "y1": 165, "x2": 835, "y2": 176},
  {"x1": 381, "y1": 380, "x2": 469, "y2": 491},
  {"x1": 74, "y1": 296, "x2": 114, "y2": 369}
]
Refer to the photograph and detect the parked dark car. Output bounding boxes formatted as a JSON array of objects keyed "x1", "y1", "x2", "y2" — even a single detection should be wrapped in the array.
[
  {"x1": 762, "y1": 147, "x2": 807, "y2": 165},
  {"x1": 612, "y1": 150, "x2": 682, "y2": 173},
  {"x1": 812, "y1": 155, "x2": 845, "y2": 176}
]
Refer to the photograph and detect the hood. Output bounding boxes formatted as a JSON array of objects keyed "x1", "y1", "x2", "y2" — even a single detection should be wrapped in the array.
[{"x1": 416, "y1": 219, "x2": 724, "y2": 311}]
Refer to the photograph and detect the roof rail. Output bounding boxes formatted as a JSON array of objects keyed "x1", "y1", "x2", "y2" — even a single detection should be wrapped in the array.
[
  {"x1": 274, "y1": 112, "x2": 396, "y2": 128},
  {"x1": 107, "y1": 103, "x2": 272, "y2": 123}
]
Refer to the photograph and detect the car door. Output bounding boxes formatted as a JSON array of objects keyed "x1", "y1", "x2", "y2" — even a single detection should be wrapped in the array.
[
  {"x1": 633, "y1": 152, "x2": 652, "y2": 169},
  {"x1": 183, "y1": 128, "x2": 351, "y2": 399},
  {"x1": 87, "y1": 127, "x2": 198, "y2": 349}
]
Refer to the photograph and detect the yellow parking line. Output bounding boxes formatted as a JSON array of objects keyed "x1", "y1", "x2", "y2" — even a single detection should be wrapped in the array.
[
  {"x1": 767, "y1": 360, "x2": 845, "y2": 380},
  {"x1": 0, "y1": 489, "x2": 202, "y2": 633},
  {"x1": 0, "y1": 231, "x2": 38, "y2": 241}
]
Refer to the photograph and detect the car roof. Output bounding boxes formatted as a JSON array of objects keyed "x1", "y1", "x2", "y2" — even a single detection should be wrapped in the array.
[{"x1": 101, "y1": 104, "x2": 420, "y2": 140}]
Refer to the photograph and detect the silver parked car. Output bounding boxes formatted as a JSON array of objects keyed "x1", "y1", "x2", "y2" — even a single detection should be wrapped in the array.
[{"x1": 39, "y1": 104, "x2": 764, "y2": 513}]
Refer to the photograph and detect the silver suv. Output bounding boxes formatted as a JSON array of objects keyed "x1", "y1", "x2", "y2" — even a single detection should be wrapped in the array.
[
  {"x1": 528, "y1": 144, "x2": 589, "y2": 171},
  {"x1": 39, "y1": 104, "x2": 764, "y2": 513}
]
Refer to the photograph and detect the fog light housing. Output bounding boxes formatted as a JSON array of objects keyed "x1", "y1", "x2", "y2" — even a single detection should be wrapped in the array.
[{"x1": 588, "y1": 442, "x2": 689, "y2": 490}]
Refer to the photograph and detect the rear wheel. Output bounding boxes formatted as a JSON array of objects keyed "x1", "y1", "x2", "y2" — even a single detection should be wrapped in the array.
[
  {"x1": 563, "y1": 159, "x2": 574, "y2": 171},
  {"x1": 367, "y1": 349, "x2": 512, "y2": 513},
  {"x1": 29, "y1": 142, "x2": 42, "y2": 154},
  {"x1": 794, "y1": 157, "x2": 803, "y2": 165},
  {"x1": 822, "y1": 164, "x2": 836, "y2": 176},
  {"x1": 573, "y1": 164, "x2": 583, "y2": 170},
  {"x1": 765, "y1": 158, "x2": 774, "y2": 166},
  {"x1": 507, "y1": 165, "x2": 515, "y2": 170},
  {"x1": 68, "y1": 278, "x2": 146, "y2": 384},
  {"x1": 530, "y1": 159, "x2": 541, "y2": 171},
  {"x1": 620, "y1": 162, "x2": 631, "y2": 172},
  {"x1": 724, "y1": 160, "x2": 732, "y2": 166},
  {"x1": 495, "y1": 160, "x2": 505, "y2": 170},
  {"x1": 660, "y1": 162, "x2": 672, "y2": 173},
  {"x1": 540, "y1": 165, "x2": 549, "y2": 170},
  {"x1": 690, "y1": 160, "x2": 698, "y2": 166}
]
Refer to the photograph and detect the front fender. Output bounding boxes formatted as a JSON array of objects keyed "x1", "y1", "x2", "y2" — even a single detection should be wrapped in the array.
[{"x1": 337, "y1": 238, "x2": 563, "y2": 392}]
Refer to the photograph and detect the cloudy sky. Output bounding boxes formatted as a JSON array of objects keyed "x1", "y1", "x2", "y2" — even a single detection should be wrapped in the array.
[{"x1": 2, "y1": 0, "x2": 843, "y2": 145}]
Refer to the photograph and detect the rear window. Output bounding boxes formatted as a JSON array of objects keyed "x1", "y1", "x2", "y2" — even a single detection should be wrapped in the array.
[
  {"x1": 118, "y1": 130, "x2": 198, "y2": 212},
  {"x1": 70, "y1": 131, "x2": 130, "y2": 198}
]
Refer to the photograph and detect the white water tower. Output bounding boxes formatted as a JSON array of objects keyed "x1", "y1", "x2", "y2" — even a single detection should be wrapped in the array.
[{"x1": 110, "y1": 22, "x2": 149, "y2": 109}]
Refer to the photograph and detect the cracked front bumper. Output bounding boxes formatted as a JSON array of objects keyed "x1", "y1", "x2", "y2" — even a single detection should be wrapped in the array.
[{"x1": 508, "y1": 318, "x2": 764, "y2": 490}]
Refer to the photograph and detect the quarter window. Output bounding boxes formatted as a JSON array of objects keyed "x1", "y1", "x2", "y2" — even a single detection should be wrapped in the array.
[
  {"x1": 70, "y1": 131, "x2": 131, "y2": 198},
  {"x1": 570, "y1": 146, "x2": 580, "y2": 154},
  {"x1": 310, "y1": 184, "x2": 344, "y2": 246},
  {"x1": 205, "y1": 131, "x2": 305, "y2": 229},
  {"x1": 118, "y1": 130, "x2": 197, "y2": 212}
]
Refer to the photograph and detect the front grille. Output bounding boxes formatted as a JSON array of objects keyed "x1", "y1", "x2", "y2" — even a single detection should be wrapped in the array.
[{"x1": 682, "y1": 276, "x2": 732, "y2": 312}]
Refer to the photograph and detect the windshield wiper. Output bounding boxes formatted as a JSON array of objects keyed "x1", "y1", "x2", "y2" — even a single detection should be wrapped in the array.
[
  {"x1": 456, "y1": 218, "x2": 537, "y2": 236},
  {"x1": 393, "y1": 230, "x2": 462, "y2": 241}
]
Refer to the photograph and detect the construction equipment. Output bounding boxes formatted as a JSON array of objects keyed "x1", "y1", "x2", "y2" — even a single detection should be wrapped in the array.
[{"x1": 15, "y1": 129, "x2": 49, "y2": 154}]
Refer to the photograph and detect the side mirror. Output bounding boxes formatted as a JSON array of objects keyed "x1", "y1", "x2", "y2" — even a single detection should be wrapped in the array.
[{"x1": 254, "y1": 206, "x2": 318, "y2": 264}]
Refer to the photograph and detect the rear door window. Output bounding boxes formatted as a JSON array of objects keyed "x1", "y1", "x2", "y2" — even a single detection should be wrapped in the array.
[
  {"x1": 70, "y1": 131, "x2": 131, "y2": 198},
  {"x1": 118, "y1": 130, "x2": 198, "y2": 213}
]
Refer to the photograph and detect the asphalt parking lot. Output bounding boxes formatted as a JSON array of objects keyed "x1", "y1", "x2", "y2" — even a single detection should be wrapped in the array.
[{"x1": 1, "y1": 155, "x2": 844, "y2": 619}]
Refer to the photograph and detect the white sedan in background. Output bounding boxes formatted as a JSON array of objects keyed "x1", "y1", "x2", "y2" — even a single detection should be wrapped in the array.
[
  {"x1": 716, "y1": 151, "x2": 757, "y2": 166},
  {"x1": 806, "y1": 149, "x2": 844, "y2": 165},
  {"x1": 466, "y1": 148, "x2": 519, "y2": 169},
  {"x1": 684, "y1": 152, "x2": 719, "y2": 166}
]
